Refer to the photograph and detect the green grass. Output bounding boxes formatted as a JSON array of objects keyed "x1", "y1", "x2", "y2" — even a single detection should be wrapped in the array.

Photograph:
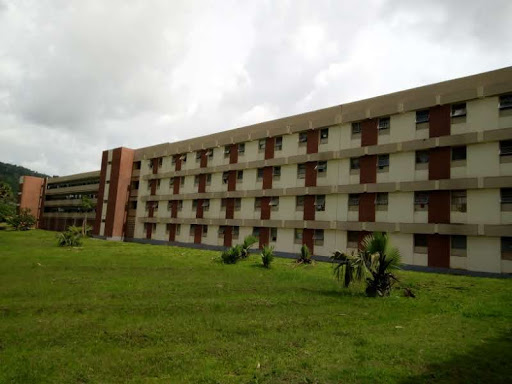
[{"x1": 0, "y1": 230, "x2": 511, "y2": 383}]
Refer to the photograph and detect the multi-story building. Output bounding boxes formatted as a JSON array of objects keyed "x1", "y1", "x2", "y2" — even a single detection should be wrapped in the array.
[{"x1": 18, "y1": 67, "x2": 512, "y2": 274}]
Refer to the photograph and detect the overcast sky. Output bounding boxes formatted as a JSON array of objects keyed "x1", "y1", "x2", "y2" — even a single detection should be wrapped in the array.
[{"x1": 0, "y1": 0, "x2": 511, "y2": 176}]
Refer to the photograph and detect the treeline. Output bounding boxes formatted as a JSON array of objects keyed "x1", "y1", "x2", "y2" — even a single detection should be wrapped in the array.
[{"x1": 0, "y1": 161, "x2": 50, "y2": 195}]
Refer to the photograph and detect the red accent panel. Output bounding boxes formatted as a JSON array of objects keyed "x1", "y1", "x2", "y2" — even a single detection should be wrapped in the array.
[
  {"x1": 152, "y1": 158, "x2": 159, "y2": 175},
  {"x1": 229, "y1": 145, "x2": 238, "y2": 164},
  {"x1": 173, "y1": 178, "x2": 180, "y2": 194},
  {"x1": 260, "y1": 197, "x2": 271, "y2": 220},
  {"x1": 429, "y1": 105, "x2": 451, "y2": 138},
  {"x1": 227, "y1": 171, "x2": 236, "y2": 191},
  {"x1": 171, "y1": 201, "x2": 178, "y2": 218},
  {"x1": 194, "y1": 225, "x2": 202, "y2": 244},
  {"x1": 148, "y1": 204, "x2": 154, "y2": 218},
  {"x1": 196, "y1": 199, "x2": 204, "y2": 219},
  {"x1": 174, "y1": 155, "x2": 182, "y2": 171},
  {"x1": 223, "y1": 226, "x2": 232, "y2": 247},
  {"x1": 262, "y1": 167, "x2": 273, "y2": 189},
  {"x1": 93, "y1": 151, "x2": 108, "y2": 235},
  {"x1": 146, "y1": 224, "x2": 152, "y2": 239},
  {"x1": 150, "y1": 180, "x2": 157, "y2": 195},
  {"x1": 428, "y1": 190, "x2": 450, "y2": 224},
  {"x1": 302, "y1": 229, "x2": 314, "y2": 255},
  {"x1": 265, "y1": 137, "x2": 275, "y2": 160},
  {"x1": 225, "y1": 199, "x2": 234, "y2": 219},
  {"x1": 305, "y1": 162, "x2": 317, "y2": 187},
  {"x1": 307, "y1": 129, "x2": 319, "y2": 154},
  {"x1": 168, "y1": 224, "x2": 176, "y2": 242},
  {"x1": 303, "y1": 195, "x2": 315, "y2": 221},
  {"x1": 428, "y1": 234, "x2": 450, "y2": 268},
  {"x1": 359, "y1": 193, "x2": 376, "y2": 222},
  {"x1": 259, "y1": 227, "x2": 269, "y2": 249},
  {"x1": 198, "y1": 174, "x2": 206, "y2": 193},
  {"x1": 200, "y1": 150, "x2": 208, "y2": 168},
  {"x1": 360, "y1": 155, "x2": 377, "y2": 184},
  {"x1": 429, "y1": 147, "x2": 451, "y2": 180},
  {"x1": 361, "y1": 119, "x2": 378, "y2": 146}
]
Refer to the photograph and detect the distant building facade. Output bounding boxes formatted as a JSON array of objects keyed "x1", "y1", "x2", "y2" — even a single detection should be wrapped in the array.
[{"x1": 19, "y1": 67, "x2": 512, "y2": 274}]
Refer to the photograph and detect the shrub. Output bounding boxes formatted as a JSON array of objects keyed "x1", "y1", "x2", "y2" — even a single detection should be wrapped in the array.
[
  {"x1": 297, "y1": 244, "x2": 313, "y2": 264},
  {"x1": 6, "y1": 208, "x2": 36, "y2": 230},
  {"x1": 221, "y1": 244, "x2": 243, "y2": 264},
  {"x1": 331, "y1": 232, "x2": 401, "y2": 297},
  {"x1": 261, "y1": 245, "x2": 274, "y2": 268},
  {"x1": 56, "y1": 226, "x2": 83, "y2": 247},
  {"x1": 240, "y1": 235, "x2": 258, "y2": 259}
]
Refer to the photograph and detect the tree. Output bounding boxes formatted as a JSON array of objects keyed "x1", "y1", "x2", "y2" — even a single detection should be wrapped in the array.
[
  {"x1": 0, "y1": 181, "x2": 13, "y2": 201},
  {"x1": 7, "y1": 208, "x2": 36, "y2": 231},
  {"x1": 0, "y1": 182, "x2": 15, "y2": 223},
  {"x1": 331, "y1": 232, "x2": 401, "y2": 297},
  {"x1": 81, "y1": 196, "x2": 94, "y2": 236}
]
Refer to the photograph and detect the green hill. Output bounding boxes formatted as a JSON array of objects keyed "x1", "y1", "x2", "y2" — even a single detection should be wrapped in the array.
[{"x1": 0, "y1": 161, "x2": 50, "y2": 195}]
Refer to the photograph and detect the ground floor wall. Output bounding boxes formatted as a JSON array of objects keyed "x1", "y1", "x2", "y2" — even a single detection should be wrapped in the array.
[{"x1": 40, "y1": 217, "x2": 95, "y2": 232}]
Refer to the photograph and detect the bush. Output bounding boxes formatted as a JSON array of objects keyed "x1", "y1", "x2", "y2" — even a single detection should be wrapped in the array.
[
  {"x1": 221, "y1": 244, "x2": 243, "y2": 264},
  {"x1": 56, "y1": 226, "x2": 83, "y2": 247},
  {"x1": 297, "y1": 244, "x2": 312, "y2": 264},
  {"x1": 240, "y1": 235, "x2": 258, "y2": 259},
  {"x1": 6, "y1": 208, "x2": 36, "y2": 230},
  {"x1": 261, "y1": 245, "x2": 274, "y2": 268}
]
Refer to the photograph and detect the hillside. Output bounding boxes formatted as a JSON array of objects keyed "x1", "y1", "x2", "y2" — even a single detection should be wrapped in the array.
[{"x1": 0, "y1": 161, "x2": 50, "y2": 195}]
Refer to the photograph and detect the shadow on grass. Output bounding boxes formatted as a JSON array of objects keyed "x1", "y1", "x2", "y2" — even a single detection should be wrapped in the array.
[{"x1": 399, "y1": 330, "x2": 512, "y2": 384}]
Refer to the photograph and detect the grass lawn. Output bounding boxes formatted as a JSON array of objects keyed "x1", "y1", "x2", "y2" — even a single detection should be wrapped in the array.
[{"x1": 0, "y1": 230, "x2": 511, "y2": 383}]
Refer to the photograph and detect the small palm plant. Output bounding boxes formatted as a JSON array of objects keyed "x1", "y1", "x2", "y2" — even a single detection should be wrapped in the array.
[
  {"x1": 221, "y1": 244, "x2": 243, "y2": 264},
  {"x1": 56, "y1": 225, "x2": 84, "y2": 247},
  {"x1": 261, "y1": 245, "x2": 274, "y2": 268},
  {"x1": 296, "y1": 244, "x2": 313, "y2": 264},
  {"x1": 240, "y1": 235, "x2": 258, "y2": 259},
  {"x1": 331, "y1": 232, "x2": 401, "y2": 297}
]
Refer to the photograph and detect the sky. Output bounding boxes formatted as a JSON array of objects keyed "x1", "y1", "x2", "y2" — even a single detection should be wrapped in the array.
[{"x1": 0, "y1": 0, "x2": 511, "y2": 176}]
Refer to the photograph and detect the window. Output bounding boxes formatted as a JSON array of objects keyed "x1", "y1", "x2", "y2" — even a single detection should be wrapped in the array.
[
  {"x1": 271, "y1": 228, "x2": 278, "y2": 242},
  {"x1": 222, "y1": 172, "x2": 229, "y2": 184},
  {"x1": 218, "y1": 226, "x2": 226, "y2": 237},
  {"x1": 171, "y1": 156, "x2": 176, "y2": 165},
  {"x1": 224, "y1": 145, "x2": 231, "y2": 157},
  {"x1": 194, "y1": 175, "x2": 200, "y2": 185},
  {"x1": 378, "y1": 117, "x2": 390, "y2": 131},
  {"x1": 167, "y1": 201, "x2": 173, "y2": 210},
  {"x1": 233, "y1": 226, "x2": 239, "y2": 239},
  {"x1": 502, "y1": 237, "x2": 512, "y2": 260},
  {"x1": 180, "y1": 176, "x2": 185, "y2": 186},
  {"x1": 192, "y1": 200, "x2": 198, "y2": 209},
  {"x1": 169, "y1": 177, "x2": 175, "y2": 187},
  {"x1": 273, "y1": 166, "x2": 281, "y2": 178},
  {"x1": 133, "y1": 161, "x2": 141, "y2": 170},
  {"x1": 202, "y1": 225, "x2": 208, "y2": 237},
  {"x1": 316, "y1": 161, "x2": 327, "y2": 175},
  {"x1": 238, "y1": 143, "x2": 245, "y2": 154},
  {"x1": 377, "y1": 154, "x2": 389, "y2": 170},
  {"x1": 501, "y1": 189, "x2": 512, "y2": 211},
  {"x1": 253, "y1": 227, "x2": 260, "y2": 238},
  {"x1": 294, "y1": 228, "x2": 303, "y2": 243},
  {"x1": 254, "y1": 197, "x2": 261, "y2": 209},
  {"x1": 315, "y1": 195, "x2": 325, "y2": 211},
  {"x1": 148, "y1": 160, "x2": 154, "y2": 169},
  {"x1": 348, "y1": 194, "x2": 360, "y2": 206},
  {"x1": 180, "y1": 154, "x2": 187, "y2": 163},
  {"x1": 202, "y1": 200, "x2": 210, "y2": 211},
  {"x1": 416, "y1": 150, "x2": 429, "y2": 164},
  {"x1": 296, "y1": 195, "x2": 305, "y2": 210},
  {"x1": 275, "y1": 136, "x2": 283, "y2": 151},
  {"x1": 270, "y1": 196, "x2": 279, "y2": 209},
  {"x1": 451, "y1": 190, "x2": 467, "y2": 212},
  {"x1": 258, "y1": 139, "x2": 266, "y2": 151},
  {"x1": 314, "y1": 229, "x2": 324, "y2": 245},
  {"x1": 375, "y1": 192, "x2": 388, "y2": 206},
  {"x1": 320, "y1": 128, "x2": 329, "y2": 143},
  {"x1": 176, "y1": 224, "x2": 181, "y2": 235},
  {"x1": 177, "y1": 200, "x2": 183, "y2": 211},
  {"x1": 414, "y1": 234, "x2": 428, "y2": 253},
  {"x1": 131, "y1": 180, "x2": 139, "y2": 190},
  {"x1": 451, "y1": 103, "x2": 466, "y2": 118},
  {"x1": 297, "y1": 164, "x2": 306, "y2": 179},
  {"x1": 299, "y1": 132, "x2": 308, "y2": 144},
  {"x1": 234, "y1": 198, "x2": 241, "y2": 211},
  {"x1": 499, "y1": 140, "x2": 512, "y2": 156},
  {"x1": 414, "y1": 192, "x2": 429, "y2": 208},
  {"x1": 499, "y1": 94, "x2": 512, "y2": 110},
  {"x1": 257, "y1": 168, "x2": 264, "y2": 181},
  {"x1": 351, "y1": 122, "x2": 361, "y2": 135},
  {"x1": 206, "y1": 174, "x2": 212, "y2": 185},
  {"x1": 196, "y1": 151, "x2": 202, "y2": 160},
  {"x1": 350, "y1": 157, "x2": 360, "y2": 171},
  {"x1": 237, "y1": 170, "x2": 243, "y2": 182},
  {"x1": 452, "y1": 146, "x2": 467, "y2": 161},
  {"x1": 156, "y1": 179, "x2": 161, "y2": 189},
  {"x1": 206, "y1": 149, "x2": 214, "y2": 159},
  {"x1": 416, "y1": 110, "x2": 429, "y2": 124},
  {"x1": 221, "y1": 198, "x2": 227, "y2": 210},
  {"x1": 347, "y1": 231, "x2": 359, "y2": 248},
  {"x1": 451, "y1": 235, "x2": 467, "y2": 256}
]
